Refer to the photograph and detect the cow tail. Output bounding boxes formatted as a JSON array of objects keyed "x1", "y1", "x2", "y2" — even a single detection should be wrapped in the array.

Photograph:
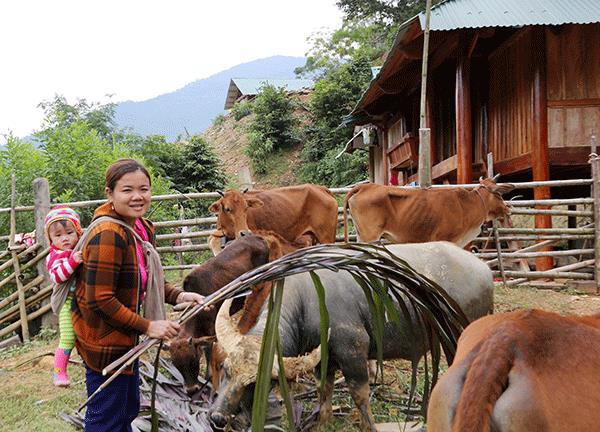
[{"x1": 451, "y1": 332, "x2": 515, "y2": 432}]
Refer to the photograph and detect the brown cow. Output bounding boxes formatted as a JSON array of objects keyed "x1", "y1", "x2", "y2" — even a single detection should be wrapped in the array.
[
  {"x1": 169, "y1": 231, "x2": 307, "y2": 395},
  {"x1": 208, "y1": 184, "x2": 338, "y2": 254},
  {"x1": 427, "y1": 309, "x2": 600, "y2": 432},
  {"x1": 343, "y1": 177, "x2": 514, "y2": 247}
]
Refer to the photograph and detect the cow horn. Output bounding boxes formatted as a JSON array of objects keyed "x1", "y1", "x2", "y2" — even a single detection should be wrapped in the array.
[
  {"x1": 492, "y1": 173, "x2": 501, "y2": 182},
  {"x1": 273, "y1": 329, "x2": 329, "y2": 379},
  {"x1": 217, "y1": 190, "x2": 225, "y2": 197},
  {"x1": 274, "y1": 345, "x2": 323, "y2": 379},
  {"x1": 215, "y1": 299, "x2": 244, "y2": 355}
]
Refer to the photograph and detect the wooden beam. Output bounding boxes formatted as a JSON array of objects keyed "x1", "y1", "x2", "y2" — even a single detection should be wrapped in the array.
[
  {"x1": 547, "y1": 98, "x2": 600, "y2": 108},
  {"x1": 432, "y1": 155, "x2": 457, "y2": 179},
  {"x1": 531, "y1": 27, "x2": 552, "y2": 271},
  {"x1": 549, "y1": 146, "x2": 593, "y2": 166},
  {"x1": 456, "y1": 35, "x2": 473, "y2": 184},
  {"x1": 493, "y1": 153, "x2": 532, "y2": 176}
]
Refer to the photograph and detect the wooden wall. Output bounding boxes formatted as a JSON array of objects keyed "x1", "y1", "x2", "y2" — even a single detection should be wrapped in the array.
[
  {"x1": 488, "y1": 28, "x2": 536, "y2": 161},
  {"x1": 546, "y1": 24, "x2": 600, "y2": 148}
]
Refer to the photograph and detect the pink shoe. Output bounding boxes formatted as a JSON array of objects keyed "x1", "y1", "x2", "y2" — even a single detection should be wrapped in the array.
[
  {"x1": 53, "y1": 348, "x2": 71, "y2": 387},
  {"x1": 53, "y1": 371, "x2": 71, "y2": 387}
]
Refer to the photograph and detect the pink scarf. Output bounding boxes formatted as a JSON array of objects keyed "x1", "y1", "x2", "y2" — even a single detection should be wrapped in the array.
[{"x1": 134, "y1": 219, "x2": 149, "y2": 300}]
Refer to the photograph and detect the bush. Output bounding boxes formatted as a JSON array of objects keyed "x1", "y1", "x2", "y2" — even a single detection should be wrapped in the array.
[
  {"x1": 245, "y1": 84, "x2": 300, "y2": 174},
  {"x1": 231, "y1": 100, "x2": 253, "y2": 121}
]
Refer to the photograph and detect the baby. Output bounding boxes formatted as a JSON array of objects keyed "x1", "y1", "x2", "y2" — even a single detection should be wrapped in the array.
[{"x1": 45, "y1": 205, "x2": 83, "y2": 387}]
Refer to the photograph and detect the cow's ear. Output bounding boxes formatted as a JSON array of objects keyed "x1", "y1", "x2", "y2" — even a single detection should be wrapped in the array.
[
  {"x1": 493, "y1": 183, "x2": 515, "y2": 195},
  {"x1": 208, "y1": 200, "x2": 221, "y2": 213},
  {"x1": 246, "y1": 198, "x2": 264, "y2": 208},
  {"x1": 193, "y1": 336, "x2": 216, "y2": 349}
]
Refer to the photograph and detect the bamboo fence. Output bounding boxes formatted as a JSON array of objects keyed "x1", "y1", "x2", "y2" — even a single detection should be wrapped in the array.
[{"x1": 1, "y1": 162, "x2": 599, "y2": 340}]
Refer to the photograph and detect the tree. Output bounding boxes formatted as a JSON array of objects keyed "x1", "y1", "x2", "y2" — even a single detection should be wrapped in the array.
[
  {"x1": 163, "y1": 135, "x2": 227, "y2": 194},
  {"x1": 299, "y1": 55, "x2": 372, "y2": 186},
  {"x1": 245, "y1": 84, "x2": 300, "y2": 174}
]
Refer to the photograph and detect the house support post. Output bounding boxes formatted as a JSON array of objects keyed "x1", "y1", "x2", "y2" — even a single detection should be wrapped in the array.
[
  {"x1": 531, "y1": 27, "x2": 553, "y2": 271},
  {"x1": 456, "y1": 34, "x2": 473, "y2": 184}
]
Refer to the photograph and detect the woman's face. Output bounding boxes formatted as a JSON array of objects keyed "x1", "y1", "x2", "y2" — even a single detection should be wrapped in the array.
[{"x1": 106, "y1": 170, "x2": 151, "y2": 224}]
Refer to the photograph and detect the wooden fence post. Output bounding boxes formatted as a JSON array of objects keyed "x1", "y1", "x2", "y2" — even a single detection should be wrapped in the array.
[
  {"x1": 591, "y1": 156, "x2": 600, "y2": 293},
  {"x1": 33, "y1": 178, "x2": 55, "y2": 328},
  {"x1": 10, "y1": 174, "x2": 29, "y2": 341}
]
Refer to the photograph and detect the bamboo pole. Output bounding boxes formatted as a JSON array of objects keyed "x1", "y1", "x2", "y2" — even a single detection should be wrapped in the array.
[
  {"x1": 477, "y1": 248, "x2": 593, "y2": 259},
  {"x1": 0, "y1": 243, "x2": 40, "y2": 274},
  {"x1": 473, "y1": 235, "x2": 594, "y2": 242},
  {"x1": 0, "y1": 248, "x2": 50, "y2": 291},
  {"x1": 497, "y1": 228, "x2": 594, "y2": 235},
  {"x1": 492, "y1": 220, "x2": 507, "y2": 288},
  {"x1": 0, "y1": 303, "x2": 52, "y2": 339},
  {"x1": 155, "y1": 244, "x2": 211, "y2": 253},
  {"x1": 509, "y1": 208, "x2": 592, "y2": 217},
  {"x1": 509, "y1": 198, "x2": 593, "y2": 207},
  {"x1": 492, "y1": 270, "x2": 592, "y2": 280},
  {"x1": 0, "y1": 275, "x2": 46, "y2": 310},
  {"x1": 507, "y1": 260, "x2": 595, "y2": 287},
  {"x1": 592, "y1": 155, "x2": 600, "y2": 292},
  {"x1": 418, "y1": 0, "x2": 433, "y2": 188},
  {"x1": 0, "y1": 284, "x2": 52, "y2": 325},
  {"x1": 9, "y1": 173, "x2": 29, "y2": 342},
  {"x1": 484, "y1": 239, "x2": 558, "y2": 267}
]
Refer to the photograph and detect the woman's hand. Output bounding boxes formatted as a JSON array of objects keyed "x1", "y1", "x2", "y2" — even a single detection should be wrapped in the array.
[
  {"x1": 176, "y1": 292, "x2": 206, "y2": 305},
  {"x1": 146, "y1": 320, "x2": 180, "y2": 339},
  {"x1": 175, "y1": 292, "x2": 214, "y2": 311}
]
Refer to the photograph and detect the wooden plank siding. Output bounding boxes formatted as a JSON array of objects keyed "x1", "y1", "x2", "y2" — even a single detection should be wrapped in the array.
[
  {"x1": 488, "y1": 28, "x2": 535, "y2": 163},
  {"x1": 546, "y1": 24, "x2": 600, "y2": 150}
]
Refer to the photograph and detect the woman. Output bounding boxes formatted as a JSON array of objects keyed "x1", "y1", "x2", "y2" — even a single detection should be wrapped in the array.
[{"x1": 72, "y1": 158, "x2": 206, "y2": 431}]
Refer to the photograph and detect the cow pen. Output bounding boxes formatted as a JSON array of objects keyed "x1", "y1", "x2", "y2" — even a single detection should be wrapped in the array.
[{"x1": 0, "y1": 159, "x2": 599, "y2": 341}]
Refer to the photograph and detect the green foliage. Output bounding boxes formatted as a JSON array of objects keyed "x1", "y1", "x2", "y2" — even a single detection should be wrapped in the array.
[
  {"x1": 213, "y1": 114, "x2": 227, "y2": 127},
  {"x1": 160, "y1": 135, "x2": 227, "y2": 195},
  {"x1": 245, "y1": 85, "x2": 300, "y2": 174},
  {"x1": 299, "y1": 55, "x2": 372, "y2": 186},
  {"x1": 230, "y1": 100, "x2": 253, "y2": 121}
]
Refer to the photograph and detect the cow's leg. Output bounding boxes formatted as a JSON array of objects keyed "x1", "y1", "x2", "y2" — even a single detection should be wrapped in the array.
[
  {"x1": 317, "y1": 367, "x2": 336, "y2": 425},
  {"x1": 333, "y1": 329, "x2": 376, "y2": 431}
]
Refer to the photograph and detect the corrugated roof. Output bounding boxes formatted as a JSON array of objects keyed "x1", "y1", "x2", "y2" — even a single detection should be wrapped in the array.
[
  {"x1": 224, "y1": 78, "x2": 314, "y2": 109},
  {"x1": 232, "y1": 78, "x2": 314, "y2": 95},
  {"x1": 419, "y1": 0, "x2": 600, "y2": 30},
  {"x1": 348, "y1": 0, "x2": 600, "y2": 123}
]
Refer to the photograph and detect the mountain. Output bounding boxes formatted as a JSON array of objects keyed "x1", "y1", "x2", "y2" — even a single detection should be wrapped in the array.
[{"x1": 114, "y1": 55, "x2": 307, "y2": 141}]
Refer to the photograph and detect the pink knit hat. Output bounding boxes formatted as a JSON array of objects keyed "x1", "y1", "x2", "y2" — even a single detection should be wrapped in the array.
[{"x1": 44, "y1": 205, "x2": 82, "y2": 239}]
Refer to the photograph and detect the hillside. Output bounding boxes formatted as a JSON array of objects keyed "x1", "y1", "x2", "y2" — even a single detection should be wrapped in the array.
[
  {"x1": 202, "y1": 93, "x2": 312, "y2": 189},
  {"x1": 114, "y1": 56, "x2": 307, "y2": 141}
]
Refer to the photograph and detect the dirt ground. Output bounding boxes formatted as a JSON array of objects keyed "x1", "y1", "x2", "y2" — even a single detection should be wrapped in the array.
[{"x1": 1, "y1": 284, "x2": 599, "y2": 431}]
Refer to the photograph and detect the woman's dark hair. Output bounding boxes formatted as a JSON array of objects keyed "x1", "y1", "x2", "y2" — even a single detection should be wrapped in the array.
[{"x1": 105, "y1": 159, "x2": 151, "y2": 191}]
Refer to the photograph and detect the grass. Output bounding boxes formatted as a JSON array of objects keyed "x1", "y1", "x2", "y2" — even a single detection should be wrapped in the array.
[{"x1": 1, "y1": 285, "x2": 599, "y2": 431}]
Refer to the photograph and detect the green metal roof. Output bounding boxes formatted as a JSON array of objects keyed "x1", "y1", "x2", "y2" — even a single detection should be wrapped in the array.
[
  {"x1": 420, "y1": 0, "x2": 600, "y2": 30},
  {"x1": 225, "y1": 78, "x2": 314, "y2": 109},
  {"x1": 347, "y1": 0, "x2": 600, "y2": 124}
]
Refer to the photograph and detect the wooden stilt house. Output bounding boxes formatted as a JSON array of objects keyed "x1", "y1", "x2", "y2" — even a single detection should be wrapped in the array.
[{"x1": 345, "y1": 0, "x2": 600, "y2": 195}]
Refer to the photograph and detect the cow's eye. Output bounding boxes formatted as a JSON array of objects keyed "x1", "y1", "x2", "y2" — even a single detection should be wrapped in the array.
[{"x1": 224, "y1": 207, "x2": 231, "y2": 213}]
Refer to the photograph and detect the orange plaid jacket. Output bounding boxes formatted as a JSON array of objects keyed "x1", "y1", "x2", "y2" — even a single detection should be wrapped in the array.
[{"x1": 72, "y1": 202, "x2": 182, "y2": 374}]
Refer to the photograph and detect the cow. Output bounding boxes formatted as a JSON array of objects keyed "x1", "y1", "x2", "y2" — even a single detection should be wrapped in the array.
[
  {"x1": 208, "y1": 241, "x2": 494, "y2": 431},
  {"x1": 169, "y1": 231, "x2": 307, "y2": 395},
  {"x1": 427, "y1": 309, "x2": 600, "y2": 432},
  {"x1": 343, "y1": 177, "x2": 515, "y2": 247},
  {"x1": 207, "y1": 184, "x2": 338, "y2": 254}
]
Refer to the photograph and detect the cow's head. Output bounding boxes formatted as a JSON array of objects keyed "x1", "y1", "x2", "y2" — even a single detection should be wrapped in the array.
[
  {"x1": 208, "y1": 190, "x2": 263, "y2": 240},
  {"x1": 168, "y1": 335, "x2": 216, "y2": 396},
  {"x1": 208, "y1": 299, "x2": 322, "y2": 429},
  {"x1": 478, "y1": 176, "x2": 515, "y2": 221}
]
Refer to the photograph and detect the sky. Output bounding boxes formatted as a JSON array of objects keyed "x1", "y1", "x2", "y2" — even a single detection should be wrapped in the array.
[{"x1": 0, "y1": 0, "x2": 343, "y2": 144}]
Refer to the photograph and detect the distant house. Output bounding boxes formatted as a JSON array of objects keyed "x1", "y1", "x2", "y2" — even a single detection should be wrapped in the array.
[
  {"x1": 224, "y1": 78, "x2": 314, "y2": 109},
  {"x1": 344, "y1": 0, "x2": 600, "y2": 191}
]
